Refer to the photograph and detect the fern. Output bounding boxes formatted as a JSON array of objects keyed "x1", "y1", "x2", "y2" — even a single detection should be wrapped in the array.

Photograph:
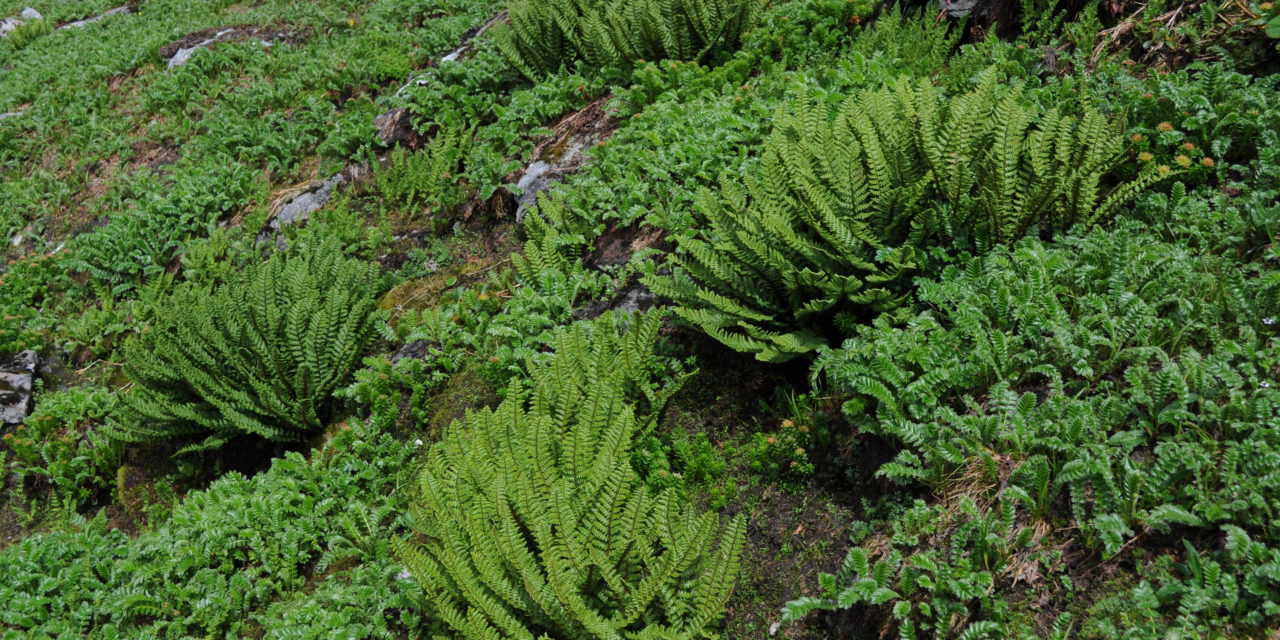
[
  {"x1": 796, "y1": 223, "x2": 1280, "y2": 637},
  {"x1": 493, "y1": 0, "x2": 761, "y2": 79},
  {"x1": 647, "y1": 70, "x2": 1160, "y2": 361},
  {"x1": 373, "y1": 125, "x2": 472, "y2": 213},
  {"x1": 112, "y1": 237, "x2": 381, "y2": 451},
  {"x1": 395, "y1": 312, "x2": 744, "y2": 639}
]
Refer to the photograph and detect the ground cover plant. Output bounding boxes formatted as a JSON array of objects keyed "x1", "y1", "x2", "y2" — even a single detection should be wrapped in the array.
[{"x1": 0, "y1": 0, "x2": 1277, "y2": 638}]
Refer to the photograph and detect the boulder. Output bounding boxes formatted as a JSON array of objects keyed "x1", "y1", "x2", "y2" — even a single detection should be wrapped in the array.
[
  {"x1": 0, "y1": 350, "x2": 39, "y2": 425},
  {"x1": 574, "y1": 282, "x2": 655, "y2": 320},
  {"x1": 19, "y1": 7, "x2": 41, "y2": 20}
]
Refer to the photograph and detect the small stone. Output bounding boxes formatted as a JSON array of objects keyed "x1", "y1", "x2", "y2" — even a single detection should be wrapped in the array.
[
  {"x1": 257, "y1": 172, "x2": 346, "y2": 249},
  {"x1": 374, "y1": 107, "x2": 427, "y2": 149},
  {"x1": 0, "y1": 350, "x2": 39, "y2": 425},
  {"x1": 19, "y1": 7, "x2": 41, "y2": 19},
  {"x1": 939, "y1": 0, "x2": 980, "y2": 18}
]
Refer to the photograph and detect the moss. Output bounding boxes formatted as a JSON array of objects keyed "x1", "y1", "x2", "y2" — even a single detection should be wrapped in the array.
[
  {"x1": 378, "y1": 257, "x2": 498, "y2": 318},
  {"x1": 115, "y1": 463, "x2": 154, "y2": 521},
  {"x1": 425, "y1": 364, "x2": 498, "y2": 438}
]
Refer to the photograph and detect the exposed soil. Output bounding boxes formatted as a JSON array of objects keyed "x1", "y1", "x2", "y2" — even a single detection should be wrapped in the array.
[
  {"x1": 129, "y1": 142, "x2": 180, "y2": 174},
  {"x1": 657, "y1": 331, "x2": 874, "y2": 639},
  {"x1": 583, "y1": 222, "x2": 667, "y2": 270}
]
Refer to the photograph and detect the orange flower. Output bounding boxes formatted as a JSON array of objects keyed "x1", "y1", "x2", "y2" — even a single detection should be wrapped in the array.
[
  {"x1": 766, "y1": 436, "x2": 777, "y2": 445},
  {"x1": 1175, "y1": 154, "x2": 1193, "y2": 167},
  {"x1": 1157, "y1": 122, "x2": 1174, "y2": 132},
  {"x1": 1138, "y1": 152, "x2": 1154, "y2": 162},
  {"x1": 1201, "y1": 157, "x2": 1215, "y2": 167},
  {"x1": 1182, "y1": 142, "x2": 1195, "y2": 151},
  {"x1": 1130, "y1": 133, "x2": 1144, "y2": 143},
  {"x1": 1157, "y1": 165, "x2": 1172, "y2": 175}
]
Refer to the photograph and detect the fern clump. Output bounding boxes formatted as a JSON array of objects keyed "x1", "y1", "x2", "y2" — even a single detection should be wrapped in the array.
[
  {"x1": 646, "y1": 70, "x2": 1165, "y2": 362},
  {"x1": 113, "y1": 239, "x2": 381, "y2": 452},
  {"x1": 493, "y1": 0, "x2": 761, "y2": 79},
  {"x1": 396, "y1": 313, "x2": 746, "y2": 639}
]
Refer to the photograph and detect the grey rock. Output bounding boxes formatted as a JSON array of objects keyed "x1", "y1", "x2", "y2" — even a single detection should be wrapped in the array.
[
  {"x1": 513, "y1": 131, "x2": 602, "y2": 223},
  {"x1": 939, "y1": 0, "x2": 981, "y2": 18},
  {"x1": 19, "y1": 7, "x2": 41, "y2": 19},
  {"x1": 574, "y1": 282, "x2": 655, "y2": 321},
  {"x1": 0, "y1": 17, "x2": 24, "y2": 37},
  {"x1": 257, "y1": 173, "x2": 345, "y2": 250},
  {"x1": 514, "y1": 160, "x2": 554, "y2": 223},
  {"x1": 390, "y1": 340, "x2": 435, "y2": 363},
  {"x1": 0, "y1": 350, "x2": 39, "y2": 425},
  {"x1": 163, "y1": 26, "x2": 291, "y2": 68},
  {"x1": 512, "y1": 97, "x2": 616, "y2": 224},
  {"x1": 0, "y1": 110, "x2": 24, "y2": 121},
  {"x1": 166, "y1": 28, "x2": 236, "y2": 68},
  {"x1": 59, "y1": 5, "x2": 131, "y2": 30}
]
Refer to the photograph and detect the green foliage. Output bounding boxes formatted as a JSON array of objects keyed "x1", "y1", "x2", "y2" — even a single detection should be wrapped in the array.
[
  {"x1": 71, "y1": 161, "x2": 260, "y2": 294},
  {"x1": 113, "y1": 238, "x2": 382, "y2": 452},
  {"x1": 0, "y1": 420, "x2": 425, "y2": 638},
  {"x1": 373, "y1": 125, "x2": 472, "y2": 213},
  {"x1": 3, "y1": 384, "x2": 122, "y2": 512},
  {"x1": 792, "y1": 224, "x2": 1280, "y2": 637},
  {"x1": 336, "y1": 350, "x2": 448, "y2": 434},
  {"x1": 1084, "y1": 526, "x2": 1280, "y2": 638},
  {"x1": 1089, "y1": 62, "x2": 1280, "y2": 256},
  {"x1": 646, "y1": 70, "x2": 1162, "y2": 361},
  {"x1": 2, "y1": 17, "x2": 53, "y2": 51},
  {"x1": 493, "y1": 0, "x2": 761, "y2": 78},
  {"x1": 632, "y1": 431, "x2": 732, "y2": 508},
  {"x1": 392, "y1": 211, "x2": 613, "y2": 386},
  {"x1": 2, "y1": 0, "x2": 1277, "y2": 637},
  {"x1": 1104, "y1": 62, "x2": 1280, "y2": 181},
  {"x1": 784, "y1": 498, "x2": 1026, "y2": 639},
  {"x1": 745, "y1": 417, "x2": 818, "y2": 483},
  {"x1": 396, "y1": 312, "x2": 746, "y2": 639},
  {"x1": 0, "y1": 251, "x2": 72, "y2": 352}
]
